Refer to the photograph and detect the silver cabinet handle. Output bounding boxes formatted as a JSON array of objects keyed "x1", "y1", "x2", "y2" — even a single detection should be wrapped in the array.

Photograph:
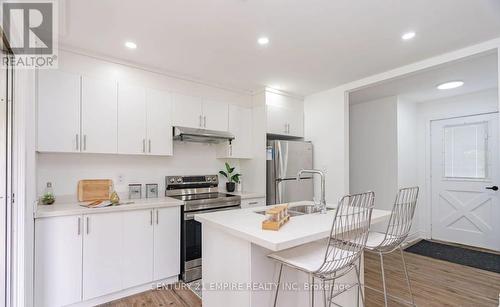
[
  {"x1": 229, "y1": 144, "x2": 233, "y2": 157},
  {"x1": 83, "y1": 135, "x2": 87, "y2": 150},
  {"x1": 86, "y1": 216, "x2": 90, "y2": 234},
  {"x1": 77, "y1": 217, "x2": 81, "y2": 235},
  {"x1": 248, "y1": 201, "x2": 258, "y2": 205},
  {"x1": 150, "y1": 210, "x2": 153, "y2": 225},
  {"x1": 76, "y1": 134, "x2": 79, "y2": 151},
  {"x1": 142, "y1": 139, "x2": 146, "y2": 153},
  {"x1": 148, "y1": 139, "x2": 151, "y2": 153},
  {"x1": 204, "y1": 116, "x2": 207, "y2": 128},
  {"x1": 156, "y1": 209, "x2": 159, "y2": 224}
]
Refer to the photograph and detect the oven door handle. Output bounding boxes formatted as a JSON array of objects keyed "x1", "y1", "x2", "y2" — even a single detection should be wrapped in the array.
[{"x1": 185, "y1": 205, "x2": 241, "y2": 220}]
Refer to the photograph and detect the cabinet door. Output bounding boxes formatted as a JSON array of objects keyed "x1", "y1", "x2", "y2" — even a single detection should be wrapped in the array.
[
  {"x1": 118, "y1": 83, "x2": 147, "y2": 154},
  {"x1": 172, "y1": 93, "x2": 203, "y2": 128},
  {"x1": 81, "y1": 76, "x2": 118, "y2": 154},
  {"x1": 146, "y1": 89, "x2": 173, "y2": 156},
  {"x1": 122, "y1": 210, "x2": 154, "y2": 289},
  {"x1": 286, "y1": 100, "x2": 304, "y2": 137},
  {"x1": 37, "y1": 70, "x2": 81, "y2": 152},
  {"x1": 241, "y1": 197, "x2": 266, "y2": 209},
  {"x1": 202, "y1": 100, "x2": 228, "y2": 131},
  {"x1": 154, "y1": 207, "x2": 180, "y2": 280},
  {"x1": 266, "y1": 92, "x2": 288, "y2": 135},
  {"x1": 35, "y1": 215, "x2": 83, "y2": 307},
  {"x1": 83, "y1": 212, "x2": 122, "y2": 300},
  {"x1": 217, "y1": 105, "x2": 252, "y2": 158}
]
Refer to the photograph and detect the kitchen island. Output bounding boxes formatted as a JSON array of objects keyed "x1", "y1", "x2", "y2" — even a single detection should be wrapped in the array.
[{"x1": 195, "y1": 201, "x2": 391, "y2": 307}]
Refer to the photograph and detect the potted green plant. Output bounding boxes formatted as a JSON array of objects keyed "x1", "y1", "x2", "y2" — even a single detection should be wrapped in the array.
[{"x1": 219, "y1": 162, "x2": 241, "y2": 192}]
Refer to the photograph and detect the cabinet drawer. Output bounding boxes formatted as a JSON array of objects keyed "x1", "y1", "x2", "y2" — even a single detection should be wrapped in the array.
[{"x1": 241, "y1": 197, "x2": 266, "y2": 208}]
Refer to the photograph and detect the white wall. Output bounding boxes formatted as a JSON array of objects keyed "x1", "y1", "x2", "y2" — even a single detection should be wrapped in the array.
[
  {"x1": 304, "y1": 88, "x2": 348, "y2": 203},
  {"x1": 349, "y1": 96, "x2": 399, "y2": 211},
  {"x1": 36, "y1": 50, "x2": 254, "y2": 199},
  {"x1": 416, "y1": 88, "x2": 499, "y2": 237},
  {"x1": 397, "y1": 99, "x2": 418, "y2": 188}
]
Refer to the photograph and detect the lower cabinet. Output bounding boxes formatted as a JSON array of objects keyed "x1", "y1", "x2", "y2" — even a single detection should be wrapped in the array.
[
  {"x1": 241, "y1": 197, "x2": 266, "y2": 209},
  {"x1": 35, "y1": 215, "x2": 83, "y2": 307},
  {"x1": 34, "y1": 207, "x2": 180, "y2": 307},
  {"x1": 154, "y1": 207, "x2": 181, "y2": 280}
]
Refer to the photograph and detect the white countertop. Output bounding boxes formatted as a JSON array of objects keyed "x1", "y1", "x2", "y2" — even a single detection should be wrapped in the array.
[
  {"x1": 35, "y1": 196, "x2": 183, "y2": 219},
  {"x1": 195, "y1": 201, "x2": 392, "y2": 251},
  {"x1": 225, "y1": 190, "x2": 266, "y2": 199}
]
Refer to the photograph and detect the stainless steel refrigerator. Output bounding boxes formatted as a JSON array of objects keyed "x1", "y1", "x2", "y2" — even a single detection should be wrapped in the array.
[{"x1": 266, "y1": 140, "x2": 314, "y2": 205}]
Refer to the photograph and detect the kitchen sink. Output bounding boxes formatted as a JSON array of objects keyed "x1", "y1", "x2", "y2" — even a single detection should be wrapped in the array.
[
  {"x1": 288, "y1": 204, "x2": 335, "y2": 214},
  {"x1": 254, "y1": 204, "x2": 334, "y2": 217}
]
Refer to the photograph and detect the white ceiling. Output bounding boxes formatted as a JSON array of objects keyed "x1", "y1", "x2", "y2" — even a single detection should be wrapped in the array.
[
  {"x1": 60, "y1": 0, "x2": 500, "y2": 96},
  {"x1": 349, "y1": 51, "x2": 498, "y2": 104}
]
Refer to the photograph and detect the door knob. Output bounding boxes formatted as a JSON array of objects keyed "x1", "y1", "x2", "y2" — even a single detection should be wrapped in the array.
[{"x1": 485, "y1": 186, "x2": 498, "y2": 191}]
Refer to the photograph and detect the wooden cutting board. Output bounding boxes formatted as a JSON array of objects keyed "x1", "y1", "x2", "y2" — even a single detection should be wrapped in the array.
[{"x1": 78, "y1": 179, "x2": 113, "y2": 202}]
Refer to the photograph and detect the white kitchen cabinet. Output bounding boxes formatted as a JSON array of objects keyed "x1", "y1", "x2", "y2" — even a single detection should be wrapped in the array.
[
  {"x1": 202, "y1": 99, "x2": 228, "y2": 131},
  {"x1": 82, "y1": 212, "x2": 122, "y2": 300},
  {"x1": 34, "y1": 215, "x2": 83, "y2": 307},
  {"x1": 118, "y1": 83, "x2": 147, "y2": 154},
  {"x1": 266, "y1": 91, "x2": 304, "y2": 137},
  {"x1": 153, "y1": 207, "x2": 181, "y2": 280},
  {"x1": 122, "y1": 210, "x2": 154, "y2": 289},
  {"x1": 81, "y1": 76, "x2": 118, "y2": 154},
  {"x1": 172, "y1": 93, "x2": 203, "y2": 128},
  {"x1": 146, "y1": 89, "x2": 173, "y2": 156},
  {"x1": 216, "y1": 105, "x2": 252, "y2": 159},
  {"x1": 241, "y1": 197, "x2": 266, "y2": 209},
  {"x1": 37, "y1": 70, "x2": 81, "y2": 153}
]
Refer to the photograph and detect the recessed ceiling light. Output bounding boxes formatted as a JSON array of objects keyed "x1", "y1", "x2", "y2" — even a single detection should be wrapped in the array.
[
  {"x1": 437, "y1": 81, "x2": 464, "y2": 90},
  {"x1": 401, "y1": 32, "x2": 416, "y2": 40},
  {"x1": 125, "y1": 41, "x2": 137, "y2": 49},
  {"x1": 258, "y1": 37, "x2": 269, "y2": 45}
]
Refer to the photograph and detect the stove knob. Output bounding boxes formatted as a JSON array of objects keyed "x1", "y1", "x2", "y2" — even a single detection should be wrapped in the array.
[
  {"x1": 212, "y1": 176, "x2": 217, "y2": 182},
  {"x1": 177, "y1": 178, "x2": 182, "y2": 183},
  {"x1": 169, "y1": 178, "x2": 175, "y2": 183},
  {"x1": 207, "y1": 177, "x2": 212, "y2": 182}
]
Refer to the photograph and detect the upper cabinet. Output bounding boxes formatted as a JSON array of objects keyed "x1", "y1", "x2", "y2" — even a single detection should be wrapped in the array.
[
  {"x1": 172, "y1": 94, "x2": 228, "y2": 131},
  {"x1": 146, "y1": 89, "x2": 173, "y2": 156},
  {"x1": 216, "y1": 105, "x2": 253, "y2": 159},
  {"x1": 202, "y1": 99, "x2": 229, "y2": 131},
  {"x1": 37, "y1": 71, "x2": 118, "y2": 154},
  {"x1": 81, "y1": 77, "x2": 118, "y2": 154},
  {"x1": 266, "y1": 91, "x2": 304, "y2": 137},
  {"x1": 37, "y1": 70, "x2": 81, "y2": 153},
  {"x1": 117, "y1": 83, "x2": 147, "y2": 155}
]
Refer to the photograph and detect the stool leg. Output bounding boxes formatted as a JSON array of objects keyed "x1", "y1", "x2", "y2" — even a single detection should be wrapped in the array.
[
  {"x1": 355, "y1": 259, "x2": 365, "y2": 307},
  {"x1": 309, "y1": 274, "x2": 315, "y2": 307},
  {"x1": 400, "y1": 247, "x2": 415, "y2": 306},
  {"x1": 379, "y1": 252, "x2": 388, "y2": 307},
  {"x1": 273, "y1": 263, "x2": 283, "y2": 307}
]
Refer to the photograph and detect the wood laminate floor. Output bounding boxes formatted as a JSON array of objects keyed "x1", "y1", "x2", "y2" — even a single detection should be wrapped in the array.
[{"x1": 102, "y1": 246, "x2": 500, "y2": 307}]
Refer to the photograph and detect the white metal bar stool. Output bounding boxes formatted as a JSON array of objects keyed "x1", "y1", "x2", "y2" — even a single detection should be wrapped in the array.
[
  {"x1": 268, "y1": 191, "x2": 375, "y2": 307},
  {"x1": 365, "y1": 187, "x2": 419, "y2": 307}
]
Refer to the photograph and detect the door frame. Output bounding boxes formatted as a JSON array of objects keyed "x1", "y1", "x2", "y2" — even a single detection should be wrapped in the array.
[{"x1": 429, "y1": 111, "x2": 499, "y2": 249}]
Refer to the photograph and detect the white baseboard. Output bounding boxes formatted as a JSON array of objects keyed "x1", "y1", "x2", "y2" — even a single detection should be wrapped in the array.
[
  {"x1": 68, "y1": 275, "x2": 178, "y2": 307},
  {"x1": 404, "y1": 231, "x2": 427, "y2": 246}
]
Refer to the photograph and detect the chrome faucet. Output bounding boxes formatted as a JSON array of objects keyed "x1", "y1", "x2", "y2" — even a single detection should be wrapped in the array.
[{"x1": 297, "y1": 169, "x2": 327, "y2": 214}]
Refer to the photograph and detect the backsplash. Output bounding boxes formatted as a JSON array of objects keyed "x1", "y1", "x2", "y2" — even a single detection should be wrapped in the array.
[{"x1": 36, "y1": 141, "x2": 240, "y2": 200}]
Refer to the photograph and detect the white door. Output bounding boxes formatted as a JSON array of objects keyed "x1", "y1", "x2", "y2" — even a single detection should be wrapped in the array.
[
  {"x1": 266, "y1": 92, "x2": 288, "y2": 135},
  {"x1": 81, "y1": 76, "x2": 118, "y2": 154},
  {"x1": 172, "y1": 93, "x2": 203, "y2": 128},
  {"x1": 122, "y1": 210, "x2": 154, "y2": 288},
  {"x1": 202, "y1": 100, "x2": 228, "y2": 131},
  {"x1": 153, "y1": 207, "x2": 180, "y2": 280},
  {"x1": 286, "y1": 103, "x2": 304, "y2": 137},
  {"x1": 34, "y1": 216, "x2": 83, "y2": 307},
  {"x1": 118, "y1": 83, "x2": 147, "y2": 154},
  {"x1": 37, "y1": 70, "x2": 81, "y2": 152},
  {"x1": 228, "y1": 105, "x2": 252, "y2": 158},
  {"x1": 83, "y1": 212, "x2": 122, "y2": 300},
  {"x1": 146, "y1": 88, "x2": 173, "y2": 156},
  {"x1": 431, "y1": 113, "x2": 500, "y2": 251}
]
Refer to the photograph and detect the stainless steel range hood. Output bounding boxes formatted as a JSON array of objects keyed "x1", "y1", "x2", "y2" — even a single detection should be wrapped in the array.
[{"x1": 173, "y1": 126, "x2": 235, "y2": 144}]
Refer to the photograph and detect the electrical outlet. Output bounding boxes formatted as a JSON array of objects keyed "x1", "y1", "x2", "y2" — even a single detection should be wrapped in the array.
[{"x1": 118, "y1": 174, "x2": 125, "y2": 184}]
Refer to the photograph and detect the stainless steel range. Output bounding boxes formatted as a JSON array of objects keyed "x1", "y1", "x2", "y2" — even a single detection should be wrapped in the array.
[{"x1": 166, "y1": 175, "x2": 241, "y2": 282}]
